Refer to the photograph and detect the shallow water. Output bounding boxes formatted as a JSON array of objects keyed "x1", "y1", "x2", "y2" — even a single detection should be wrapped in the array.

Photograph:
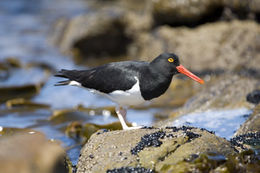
[{"x1": 172, "y1": 108, "x2": 252, "y2": 139}]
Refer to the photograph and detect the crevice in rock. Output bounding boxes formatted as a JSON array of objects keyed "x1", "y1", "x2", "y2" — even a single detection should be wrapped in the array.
[
  {"x1": 157, "y1": 143, "x2": 181, "y2": 162},
  {"x1": 256, "y1": 13, "x2": 260, "y2": 23}
]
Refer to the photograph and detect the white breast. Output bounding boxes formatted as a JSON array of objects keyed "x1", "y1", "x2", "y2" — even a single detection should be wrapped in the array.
[{"x1": 106, "y1": 76, "x2": 145, "y2": 106}]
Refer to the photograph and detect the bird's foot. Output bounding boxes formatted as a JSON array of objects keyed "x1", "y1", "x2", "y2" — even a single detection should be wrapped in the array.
[{"x1": 115, "y1": 106, "x2": 144, "y2": 130}]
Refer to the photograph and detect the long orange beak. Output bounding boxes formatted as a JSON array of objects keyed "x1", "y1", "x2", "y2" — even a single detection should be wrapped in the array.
[{"x1": 176, "y1": 65, "x2": 204, "y2": 84}]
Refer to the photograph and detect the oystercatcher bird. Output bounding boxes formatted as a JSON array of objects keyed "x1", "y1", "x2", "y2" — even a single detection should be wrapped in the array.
[{"x1": 55, "y1": 53, "x2": 204, "y2": 130}]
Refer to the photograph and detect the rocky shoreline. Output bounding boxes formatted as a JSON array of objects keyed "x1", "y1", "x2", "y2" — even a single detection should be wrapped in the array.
[{"x1": 0, "y1": 0, "x2": 260, "y2": 172}]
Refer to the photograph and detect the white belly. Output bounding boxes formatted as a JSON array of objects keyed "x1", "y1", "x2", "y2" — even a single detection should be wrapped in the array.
[{"x1": 107, "y1": 77, "x2": 145, "y2": 106}]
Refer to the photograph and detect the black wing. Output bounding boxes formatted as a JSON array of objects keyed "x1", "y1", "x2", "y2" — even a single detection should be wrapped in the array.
[{"x1": 55, "y1": 61, "x2": 148, "y2": 94}]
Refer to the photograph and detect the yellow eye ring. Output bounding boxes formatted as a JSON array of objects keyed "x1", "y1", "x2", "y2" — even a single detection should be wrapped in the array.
[{"x1": 168, "y1": 58, "x2": 174, "y2": 63}]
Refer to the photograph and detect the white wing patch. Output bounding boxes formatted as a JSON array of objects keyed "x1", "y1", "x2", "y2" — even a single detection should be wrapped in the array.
[{"x1": 69, "y1": 81, "x2": 82, "y2": 86}]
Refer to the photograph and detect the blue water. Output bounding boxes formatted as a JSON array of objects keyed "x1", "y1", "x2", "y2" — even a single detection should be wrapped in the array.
[{"x1": 172, "y1": 108, "x2": 252, "y2": 139}]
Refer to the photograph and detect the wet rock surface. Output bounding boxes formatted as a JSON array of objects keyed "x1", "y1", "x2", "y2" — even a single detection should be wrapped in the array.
[
  {"x1": 235, "y1": 104, "x2": 260, "y2": 136},
  {"x1": 76, "y1": 127, "x2": 234, "y2": 173}
]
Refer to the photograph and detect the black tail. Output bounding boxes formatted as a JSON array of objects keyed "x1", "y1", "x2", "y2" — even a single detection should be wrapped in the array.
[
  {"x1": 54, "y1": 80, "x2": 70, "y2": 86},
  {"x1": 54, "y1": 69, "x2": 81, "y2": 86}
]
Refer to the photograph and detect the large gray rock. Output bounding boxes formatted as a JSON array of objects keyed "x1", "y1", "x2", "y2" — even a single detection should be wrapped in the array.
[{"x1": 76, "y1": 127, "x2": 234, "y2": 173}]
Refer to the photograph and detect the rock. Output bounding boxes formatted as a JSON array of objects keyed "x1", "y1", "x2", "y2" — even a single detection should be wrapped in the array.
[
  {"x1": 179, "y1": 74, "x2": 259, "y2": 111},
  {"x1": 51, "y1": 2, "x2": 259, "y2": 65},
  {"x1": 66, "y1": 121, "x2": 128, "y2": 140},
  {"x1": 151, "y1": 0, "x2": 260, "y2": 26},
  {"x1": 0, "y1": 84, "x2": 43, "y2": 103},
  {"x1": 151, "y1": 0, "x2": 223, "y2": 26},
  {"x1": 161, "y1": 149, "x2": 260, "y2": 172},
  {"x1": 0, "y1": 58, "x2": 51, "y2": 103},
  {"x1": 155, "y1": 73, "x2": 259, "y2": 127},
  {"x1": 235, "y1": 104, "x2": 260, "y2": 135},
  {"x1": 130, "y1": 20, "x2": 260, "y2": 72},
  {"x1": 107, "y1": 167, "x2": 154, "y2": 173},
  {"x1": 0, "y1": 132, "x2": 70, "y2": 173},
  {"x1": 232, "y1": 103, "x2": 260, "y2": 150},
  {"x1": 55, "y1": 9, "x2": 131, "y2": 58},
  {"x1": 247, "y1": 90, "x2": 260, "y2": 104},
  {"x1": 229, "y1": 105, "x2": 260, "y2": 151},
  {"x1": 76, "y1": 127, "x2": 234, "y2": 173},
  {"x1": 142, "y1": 78, "x2": 203, "y2": 109},
  {"x1": 92, "y1": 0, "x2": 260, "y2": 27},
  {"x1": 224, "y1": 0, "x2": 260, "y2": 20},
  {"x1": 51, "y1": 6, "x2": 152, "y2": 62},
  {"x1": 5, "y1": 98, "x2": 50, "y2": 109},
  {"x1": 230, "y1": 132, "x2": 260, "y2": 152}
]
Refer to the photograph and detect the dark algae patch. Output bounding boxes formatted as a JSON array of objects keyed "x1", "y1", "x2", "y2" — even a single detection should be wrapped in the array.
[
  {"x1": 141, "y1": 126, "x2": 158, "y2": 129},
  {"x1": 130, "y1": 126, "x2": 205, "y2": 155},
  {"x1": 131, "y1": 131, "x2": 166, "y2": 155},
  {"x1": 130, "y1": 126, "x2": 204, "y2": 156},
  {"x1": 185, "y1": 131, "x2": 201, "y2": 142},
  {"x1": 247, "y1": 90, "x2": 260, "y2": 104},
  {"x1": 230, "y1": 132, "x2": 260, "y2": 149},
  {"x1": 166, "y1": 126, "x2": 215, "y2": 134},
  {"x1": 107, "y1": 167, "x2": 154, "y2": 173},
  {"x1": 166, "y1": 126, "x2": 194, "y2": 131},
  {"x1": 96, "y1": 129, "x2": 109, "y2": 135}
]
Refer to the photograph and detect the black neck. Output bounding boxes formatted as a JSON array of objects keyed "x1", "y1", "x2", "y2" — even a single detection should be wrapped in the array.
[{"x1": 139, "y1": 66, "x2": 174, "y2": 100}]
